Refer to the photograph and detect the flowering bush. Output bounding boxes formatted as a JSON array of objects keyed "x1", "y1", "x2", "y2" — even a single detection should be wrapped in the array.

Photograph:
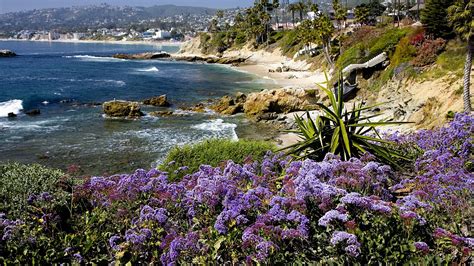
[{"x1": 0, "y1": 114, "x2": 472, "y2": 264}]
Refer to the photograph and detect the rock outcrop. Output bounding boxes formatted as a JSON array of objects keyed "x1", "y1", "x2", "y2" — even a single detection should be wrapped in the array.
[
  {"x1": 143, "y1": 95, "x2": 171, "y2": 107},
  {"x1": 172, "y1": 55, "x2": 247, "y2": 65},
  {"x1": 211, "y1": 92, "x2": 247, "y2": 115},
  {"x1": 113, "y1": 52, "x2": 171, "y2": 60},
  {"x1": 102, "y1": 100, "x2": 144, "y2": 118},
  {"x1": 0, "y1": 50, "x2": 16, "y2": 57},
  {"x1": 243, "y1": 88, "x2": 321, "y2": 120}
]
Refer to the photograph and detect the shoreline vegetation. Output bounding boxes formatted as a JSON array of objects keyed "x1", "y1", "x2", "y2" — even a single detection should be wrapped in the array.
[{"x1": 1, "y1": 0, "x2": 473, "y2": 263}]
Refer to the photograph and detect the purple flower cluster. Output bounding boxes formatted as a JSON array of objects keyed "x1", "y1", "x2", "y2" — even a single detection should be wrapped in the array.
[
  {"x1": 60, "y1": 114, "x2": 473, "y2": 263},
  {"x1": 330, "y1": 231, "x2": 361, "y2": 257}
]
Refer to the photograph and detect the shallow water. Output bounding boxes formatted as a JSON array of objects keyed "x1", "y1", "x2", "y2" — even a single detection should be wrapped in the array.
[{"x1": 0, "y1": 41, "x2": 276, "y2": 175}]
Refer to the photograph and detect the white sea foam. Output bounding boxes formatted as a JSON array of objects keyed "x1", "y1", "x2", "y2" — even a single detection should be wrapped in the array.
[
  {"x1": 137, "y1": 66, "x2": 159, "y2": 72},
  {"x1": 192, "y1": 119, "x2": 238, "y2": 140},
  {"x1": 0, "y1": 100, "x2": 23, "y2": 117},
  {"x1": 42, "y1": 101, "x2": 49, "y2": 105},
  {"x1": 63, "y1": 55, "x2": 126, "y2": 62}
]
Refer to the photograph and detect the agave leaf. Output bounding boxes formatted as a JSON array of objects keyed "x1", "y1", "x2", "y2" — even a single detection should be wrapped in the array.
[
  {"x1": 330, "y1": 127, "x2": 340, "y2": 153},
  {"x1": 339, "y1": 119, "x2": 352, "y2": 157},
  {"x1": 316, "y1": 103, "x2": 338, "y2": 121}
]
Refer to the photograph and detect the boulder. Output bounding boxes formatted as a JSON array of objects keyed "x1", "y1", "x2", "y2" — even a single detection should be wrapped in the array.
[
  {"x1": 210, "y1": 92, "x2": 247, "y2": 115},
  {"x1": 0, "y1": 50, "x2": 16, "y2": 57},
  {"x1": 7, "y1": 112, "x2": 17, "y2": 118},
  {"x1": 103, "y1": 100, "x2": 144, "y2": 118},
  {"x1": 25, "y1": 109, "x2": 41, "y2": 116},
  {"x1": 143, "y1": 95, "x2": 171, "y2": 107},
  {"x1": 149, "y1": 111, "x2": 174, "y2": 117},
  {"x1": 243, "y1": 88, "x2": 320, "y2": 119}
]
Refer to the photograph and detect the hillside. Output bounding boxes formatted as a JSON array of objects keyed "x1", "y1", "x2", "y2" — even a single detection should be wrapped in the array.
[{"x1": 0, "y1": 4, "x2": 216, "y2": 31}]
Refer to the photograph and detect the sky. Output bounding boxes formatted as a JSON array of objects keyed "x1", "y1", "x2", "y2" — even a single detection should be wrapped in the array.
[{"x1": 0, "y1": 0, "x2": 255, "y2": 13}]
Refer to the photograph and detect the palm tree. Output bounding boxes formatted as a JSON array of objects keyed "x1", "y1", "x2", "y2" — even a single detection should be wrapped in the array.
[
  {"x1": 273, "y1": 0, "x2": 280, "y2": 30},
  {"x1": 448, "y1": 0, "x2": 473, "y2": 112},
  {"x1": 295, "y1": 1, "x2": 308, "y2": 22},
  {"x1": 288, "y1": 3, "x2": 298, "y2": 25}
]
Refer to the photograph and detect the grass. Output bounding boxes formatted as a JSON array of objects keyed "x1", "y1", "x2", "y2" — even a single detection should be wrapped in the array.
[
  {"x1": 159, "y1": 139, "x2": 275, "y2": 181},
  {"x1": 420, "y1": 41, "x2": 466, "y2": 81},
  {"x1": 335, "y1": 27, "x2": 413, "y2": 72}
]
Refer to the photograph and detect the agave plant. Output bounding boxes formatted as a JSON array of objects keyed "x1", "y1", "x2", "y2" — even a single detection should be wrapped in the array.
[{"x1": 284, "y1": 75, "x2": 412, "y2": 168}]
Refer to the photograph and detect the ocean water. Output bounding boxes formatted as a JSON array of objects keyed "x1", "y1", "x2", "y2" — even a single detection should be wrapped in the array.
[{"x1": 0, "y1": 41, "x2": 276, "y2": 175}]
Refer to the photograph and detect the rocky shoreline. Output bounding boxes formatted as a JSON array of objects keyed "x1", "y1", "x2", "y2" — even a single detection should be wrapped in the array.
[{"x1": 112, "y1": 52, "x2": 248, "y2": 65}]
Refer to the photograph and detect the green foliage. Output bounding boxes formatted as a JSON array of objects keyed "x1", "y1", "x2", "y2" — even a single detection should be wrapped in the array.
[
  {"x1": 421, "y1": 40, "x2": 466, "y2": 80},
  {"x1": 421, "y1": 0, "x2": 456, "y2": 39},
  {"x1": 160, "y1": 139, "x2": 275, "y2": 181},
  {"x1": 0, "y1": 162, "x2": 67, "y2": 218},
  {"x1": 276, "y1": 30, "x2": 303, "y2": 56},
  {"x1": 448, "y1": 0, "x2": 473, "y2": 42},
  {"x1": 284, "y1": 75, "x2": 411, "y2": 167},
  {"x1": 336, "y1": 27, "x2": 412, "y2": 71}
]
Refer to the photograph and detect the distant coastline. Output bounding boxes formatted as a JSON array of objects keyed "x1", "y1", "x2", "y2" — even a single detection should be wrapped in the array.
[{"x1": 0, "y1": 38, "x2": 183, "y2": 47}]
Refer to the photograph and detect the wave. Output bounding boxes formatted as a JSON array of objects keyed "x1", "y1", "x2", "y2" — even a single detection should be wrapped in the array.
[
  {"x1": 192, "y1": 119, "x2": 238, "y2": 140},
  {"x1": 63, "y1": 55, "x2": 126, "y2": 62},
  {"x1": 137, "y1": 66, "x2": 160, "y2": 72},
  {"x1": 0, "y1": 99, "x2": 23, "y2": 117}
]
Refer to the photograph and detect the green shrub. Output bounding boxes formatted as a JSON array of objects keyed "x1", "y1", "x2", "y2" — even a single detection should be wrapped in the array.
[
  {"x1": 160, "y1": 139, "x2": 275, "y2": 181},
  {"x1": 0, "y1": 163, "x2": 68, "y2": 219},
  {"x1": 336, "y1": 27, "x2": 412, "y2": 71},
  {"x1": 276, "y1": 30, "x2": 303, "y2": 57}
]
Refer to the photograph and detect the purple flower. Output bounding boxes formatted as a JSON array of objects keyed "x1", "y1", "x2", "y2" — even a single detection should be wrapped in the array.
[
  {"x1": 414, "y1": 241, "x2": 429, "y2": 253},
  {"x1": 72, "y1": 253, "x2": 83, "y2": 262},
  {"x1": 344, "y1": 244, "x2": 361, "y2": 257},
  {"x1": 330, "y1": 231, "x2": 360, "y2": 246},
  {"x1": 318, "y1": 210, "x2": 348, "y2": 227},
  {"x1": 109, "y1": 235, "x2": 121, "y2": 251},
  {"x1": 139, "y1": 205, "x2": 168, "y2": 224}
]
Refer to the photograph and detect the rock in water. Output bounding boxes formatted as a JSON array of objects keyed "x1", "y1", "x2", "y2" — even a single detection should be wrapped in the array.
[
  {"x1": 0, "y1": 50, "x2": 16, "y2": 57},
  {"x1": 103, "y1": 100, "x2": 144, "y2": 118},
  {"x1": 113, "y1": 52, "x2": 171, "y2": 60},
  {"x1": 25, "y1": 109, "x2": 41, "y2": 116},
  {"x1": 143, "y1": 95, "x2": 171, "y2": 107},
  {"x1": 7, "y1": 112, "x2": 17, "y2": 118}
]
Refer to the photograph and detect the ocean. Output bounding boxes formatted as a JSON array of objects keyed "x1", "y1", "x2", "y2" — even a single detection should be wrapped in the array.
[{"x1": 0, "y1": 41, "x2": 276, "y2": 175}]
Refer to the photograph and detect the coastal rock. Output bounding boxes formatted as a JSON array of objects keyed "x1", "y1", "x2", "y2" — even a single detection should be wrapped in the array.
[
  {"x1": 0, "y1": 50, "x2": 16, "y2": 57},
  {"x1": 173, "y1": 55, "x2": 247, "y2": 65},
  {"x1": 149, "y1": 111, "x2": 174, "y2": 117},
  {"x1": 7, "y1": 112, "x2": 17, "y2": 118},
  {"x1": 102, "y1": 100, "x2": 144, "y2": 118},
  {"x1": 143, "y1": 95, "x2": 171, "y2": 107},
  {"x1": 211, "y1": 92, "x2": 247, "y2": 115},
  {"x1": 113, "y1": 52, "x2": 171, "y2": 60},
  {"x1": 25, "y1": 109, "x2": 41, "y2": 116},
  {"x1": 243, "y1": 88, "x2": 320, "y2": 119}
]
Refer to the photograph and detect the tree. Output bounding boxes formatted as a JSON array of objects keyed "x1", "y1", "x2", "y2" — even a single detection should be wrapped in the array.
[
  {"x1": 448, "y1": 0, "x2": 473, "y2": 112},
  {"x1": 355, "y1": 4, "x2": 371, "y2": 25},
  {"x1": 273, "y1": 0, "x2": 280, "y2": 27},
  {"x1": 333, "y1": 0, "x2": 347, "y2": 29},
  {"x1": 297, "y1": 14, "x2": 335, "y2": 67},
  {"x1": 421, "y1": 0, "x2": 456, "y2": 39},
  {"x1": 295, "y1": 1, "x2": 308, "y2": 22},
  {"x1": 216, "y1": 10, "x2": 224, "y2": 19},
  {"x1": 288, "y1": 3, "x2": 298, "y2": 25}
]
